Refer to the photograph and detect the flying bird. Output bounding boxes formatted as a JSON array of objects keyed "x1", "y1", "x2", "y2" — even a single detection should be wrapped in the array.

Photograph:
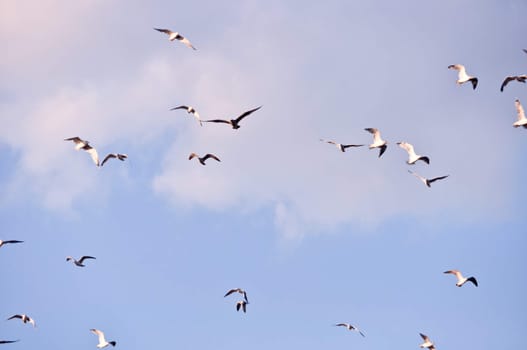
[
  {"x1": 236, "y1": 300, "x2": 248, "y2": 313},
  {"x1": 65, "y1": 137, "x2": 100, "y2": 167},
  {"x1": 419, "y1": 333, "x2": 435, "y2": 350},
  {"x1": 224, "y1": 288, "x2": 249, "y2": 303},
  {"x1": 364, "y1": 128, "x2": 387, "y2": 157},
  {"x1": 188, "y1": 153, "x2": 221, "y2": 165},
  {"x1": 513, "y1": 99, "x2": 527, "y2": 128},
  {"x1": 500, "y1": 75, "x2": 527, "y2": 92},
  {"x1": 448, "y1": 64, "x2": 478, "y2": 89},
  {"x1": 153, "y1": 28, "x2": 196, "y2": 50},
  {"x1": 66, "y1": 255, "x2": 96, "y2": 267},
  {"x1": 319, "y1": 139, "x2": 364, "y2": 152},
  {"x1": 444, "y1": 269, "x2": 478, "y2": 287},
  {"x1": 0, "y1": 340, "x2": 19, "y2": 344},
  {"x1": 101, "y1": 153, "x2": 128, "y2": 167},
  {"x1": 170, "y1": 105, "x2": 203, "y2": 126},
  {"x1": 408, "y1": 170, "x2": 448, "y2": 188},
  {"x1": 397, "y1": 142, "x2": 430, "y2": 164},
  {"x1": 7, "y1": 314, "x2": 36, "y2": 327},
  {"x1": 0, "y1": 239, "x2": 23, "y2": 248},
  {"x1": 90, "y1": 329, "x2": 116, "y2": 348},
  {"x1": 335, "y1": 323, "x2": 365, "y2": 337},
  {"x1": 203, "y1": 106, "x2": 262, "y2": 130}
]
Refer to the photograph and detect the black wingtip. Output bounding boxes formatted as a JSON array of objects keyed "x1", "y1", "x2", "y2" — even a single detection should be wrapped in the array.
[{"x1": 471, "y1": 78, "x2": 478, "y2": 90}]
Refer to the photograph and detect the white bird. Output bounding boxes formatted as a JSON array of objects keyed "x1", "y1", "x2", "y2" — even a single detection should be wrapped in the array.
[
  {"x1": 101, "y1": 153, "x2": 128, "y2": 167},
  {"x1": 153, "y1": 28, "x2": 196, "y2": 50},
  {"x1": 189, "y1": 153, "x2": 221, "y2": 165},
  {"x1": 203, "y1": 106, "x2": 262, "y2": 130},
  {"x1": 319, "y1": 139, "x2": 364, "y2": 152},
  {"x1": 64, "y1": 137, "x2": 100, "y2": 167},
  {"x1": 236, "y1": 300, "x2": 248, "y2": 313},
  {"x1": 500, "y1": 75, "x2": 527, "y2": 92},
  {"x1": 444, "y1": 269, "x2": 478, "y2": 287},
  {"x1": 397, "y1": 142, "x2": 430, "y2": 164},
  {"x1": 419, "y1": 333, "x2": 435, "y2": 350},
  {"x1": 170, "y1": 105, "x2": 203, "y2": 126},
  {"x1": 90, "y1": 329, "x2": 116, "y2": 348},
  {"x1": 364, "y1": 128, "x2": 387, "y2": 157},
  {"x1": 224, "y1": 288, "x2": 249, "y2": 303},
  {"x1": 66, "y1": 255, "x2": 96, "y2": 267},
  {"x1": 7, "y1": 314, "x2": 36, "y2": 327},
  {"x1": 448, "y1": 64, "x2": 478, "y2": 89},
  {"x1": 513, "y1": 99, "x2": 527, "y2": 128},
  {"x1": 408, "y1": 170, "x2": 448, "y2": 188},
  {"x1": 334, "y1": 323, "x2": 365, "y2": 337},
  {"x1": 0, "y1": 239, "x2": 23, "y2": 248}
]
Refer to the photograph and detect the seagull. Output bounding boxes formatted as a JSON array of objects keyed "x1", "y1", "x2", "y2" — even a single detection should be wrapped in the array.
[
  {"x1": 100, "y1": 153, "x2": 128, "y2": 167},
  {"x1": 500, "y1": 75, "x2": 527, "y2": 92},
  {"x1": 203, "y1": 106, "x2": 262, "y2": 130},
  {"x1": 0, "y1": 340, "x2": 19, "y2": 344},
  {"x1": 153, "y1": 28, "x2": 196, "y2": 50},
  {"x1": 90, "y1": 329, "x2": 116, "y2": 348},
  {"x1": 419, "y1": 333, "x2": 435, "y2": 350},
  {"x1": 64, "y1": 137, "x2": 100, "y2": 167},
  {"x1": 364, "y1": 128, "x2": 387, "y2": 157},
  {"x1": 408, "y1": 170, "x2": 448, "y2": 188},
  {"x1": 66, "y1": 255, "x2": 96, "y2": 267},
  {"x1": 444, "y1": 269, "x2": 478, "y2": 287},
  {"x1": 236, "y1": 300, "x2": 248, "y2": 313},
  {"x1": 513, "y1": 99, "x2": 527, "y2": 128},
  {"x1": 7, "y1": 314, "x2": 36, "y2": 327},
  {"x1": 335, "y1": 323, "x2": 365, "y2": 337},
  {"x1": 448, "y1": 64, "x2": 478, "y2": 89},
  {"x1": 397, "y1": 142, "x2": 430, "y2": 164},
  {"x1": 170, "y1": 105, "x2": 203, "y2": 126},
  {"x1": 0, "y1": 240, "x2": 23, "y2": 248},
  {"x1": 319, "y1": 139, "x2": 364, "y2": 152},
  {"x1": 188, "y1": 153, "x2": 221, "y2": 165},
  {"x1": 224, "y1": 288, "x2": 249, "y2": 303}
]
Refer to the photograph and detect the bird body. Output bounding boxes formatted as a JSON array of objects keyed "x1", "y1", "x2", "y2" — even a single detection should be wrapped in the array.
[
  {"x1": 0, "y1": 239, "x2": 23, "y2": 248},
  {"x1": 448, "y1": 64, "x2": 478, "y2": 89},
  {"x1": 364, "y1": 128, "x2": 387, "y2": 157},
  {"x1": 335, "y1": 323, "x2": 365, "y2": 337},
  {"x1": 101, "y1": 153, "x2": 128, "y2": 167},
  {"x1": 189, "y1": 153, "x2": 221, "y2": 165},
  {"x1": 65, "y1": 137, "x2": 100, "y2": 166},
  {"x1": 154, "y1": 28, "x2": 196, "y2": 50},
  {"x1": 320, "y1": 139, "x2": 364, "y2": 152},
  {"x1": 204, "y1": 106, "x2": 262, "y2": 129},
  {"x1": 500, "y1": 75, "x2": 527, "y2": 92},
  {"x1": 408, "y1": 170, "x2": 448, "y2": 188},
  {"x1": 66, "y1": 255, "x2": 96, "y2": 267},
  {"x1": 444, "y1": 269, "x2": 478, "y2": 287},
  {"x1": 90, "y1": 329, "x2": 116, "y2": 348},
  {"x1": 397, "y1": 142, "x2": 430, "y2": 164},
  {"x1": 419, "y1": 333, "x2": 435, "y2": 350},
  {"x1": 170, "y1": 105, "x2": 203, "y2": 126},
  {"x1": 7, "y1": 314, "x2": 36, "y2": 327},
  {"x1": 513, "y1": 99, "x2": 527, "y2": 128}
]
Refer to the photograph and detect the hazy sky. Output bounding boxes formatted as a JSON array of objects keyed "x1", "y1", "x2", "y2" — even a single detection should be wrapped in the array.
[{"x1": 1, "y1": 0, "x2": 526, "y2": 349}]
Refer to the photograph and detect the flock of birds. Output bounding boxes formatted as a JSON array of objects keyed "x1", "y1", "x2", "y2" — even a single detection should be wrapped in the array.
[{"x1": 2, "y1": 25, "x2": 526, "y2": 348}]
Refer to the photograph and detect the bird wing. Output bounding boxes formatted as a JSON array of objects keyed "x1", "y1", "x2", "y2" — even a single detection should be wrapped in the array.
[
  {"x1": 154, "y1": 28, "x2": 173, "y2": 35},
  {"x1": 90, "y1": 329, "x2": 106, "y2": 343},
  {"x1": 467, "y1": 277, "x2": 478, "y2": 287},
  {"x1": 176, "y1": 34, "x2": 197, "y2": 50},
  {"x1": 101, "y1": 154, "x2": 116, "y2": 167},
  {"x1": 234, "y1": 106, "x2": 262, "y2": 123},
  {"x1": 28, "y1": 317, "x2": 36, "y2": 327},
  {"x1": 0, "y1": 340, "x2": 19, "y2": 344},
  {"x1": 64, "y1": 136, "x2": 83, "y2": 143},
  {"x1": 203, "y1": 154, "x2": 221, "y2": 162},
  {"x1": 170, "y1": 105, "x2": 189, "y2": 111},
  {"x1": 342, "y1": 144, "x2": 364, "y2": 149},
  {"x1": 4, "y1": 240, "x2": 23, "y2": 244},
  {"x1": 398, "y1": 142, "x2": 416, "y2": 157},
  {"x1": 203, "y1": 119, "x2": 231, "y2": 125},
  {"x1": 408, "y1": 170, "x2": 426, "y2": 185},
  {"x1": 364, "y1": 128, "x2": 382, "y2": 143},
  {"x1": 419, "y1": 333, "x2": 430, "y2": 342},
  {"x1": 444, "y1": 269, "x2": 462, "y2": 281},
  {"x1": 85, "y1": 147, "x2": 100, "y2": 166},
  {"x1": 188, "y1": 153, "x2": 198, "y2": 161},
  {"x1": 516, "y1": 99, "x2": 526, "y2": 121},
  {"x1": 427, "y1": 175, "x2": 449, "y2": 184},
  {"x1": 524, "y1": 49, "x2": 527, "y2": 54},
  {"x1": 7, "y1": 315, "x2": 22, "y2": 321},
  {"x1": 224, "y1": 288, "x2": 241, "y2": 297},
  {"x1": 79, "y1": 256, "x2": 96, "y2": 263},
  {"x1": 378, "y1": 144, "x2": 387, "y2": 158},
  {"x1": 500, "y1": 76, "x2": 515, "y2": 92}
]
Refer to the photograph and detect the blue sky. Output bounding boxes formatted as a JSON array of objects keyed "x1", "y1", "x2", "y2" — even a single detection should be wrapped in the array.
[{"x1": 1, "y1": 0, "x2": 526, "y2": 348}]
